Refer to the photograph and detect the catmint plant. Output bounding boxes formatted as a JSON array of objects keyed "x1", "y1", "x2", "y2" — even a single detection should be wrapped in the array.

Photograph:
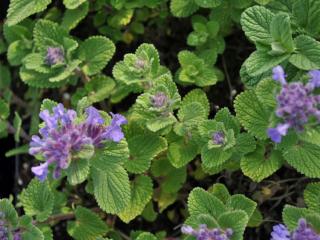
[
  {"x1": 267, "y1": 66, "x2": 320, "y2": 143},
  {"x1": 30, "y1": 104, "x2": 127, "y2": 181}
]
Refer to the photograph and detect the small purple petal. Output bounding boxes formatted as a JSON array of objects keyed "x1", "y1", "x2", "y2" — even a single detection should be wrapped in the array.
[
  {"x1": 268, "y1": 123, "x2": 289, "y2": 143},
  {"x1": 272, "y1": 66, "x2": 287, "y2": 85},
  {"x1": 309, "y1": 70, "x2": 320, "y2": 89},
  {"x1": 270, "y1": 224, "x2": 290, "y2": 240},
  {"x1": 45, "y1": 47, "x2": 64, "y2": 65},
  {"x1": 110, "y1": 113, "x2": 128, "y2": 126},
  {"x1": 31, "y1": 162, "x2": 49, "y2": 182},
  {"x1": 86, "y1": 107, "x2": 104, "y2": 125}
]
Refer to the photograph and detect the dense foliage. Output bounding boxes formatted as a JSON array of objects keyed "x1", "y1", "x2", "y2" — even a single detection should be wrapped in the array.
[{"x1": 1, "y1": 0, "x2": 320, "y2": 239}]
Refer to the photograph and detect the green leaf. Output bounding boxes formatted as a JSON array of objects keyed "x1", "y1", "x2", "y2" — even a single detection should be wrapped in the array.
[
  {"x1": 170, "y1": 0, "x2": 199, "y2": 17},
  {"x1": 188, "y1": 188, "x2": 226, "y2": 218},
  {"x1": 235, "y1": 133, "x2": 256, "y2": 155},
  {"x1": 180, "y1": 89, "x2": 210, "y2": 119},
  {"x1": 125, "y1": 134, "x2": 167, "y2": 174},
  {"x1": 19, "y1": 216, "x2": 44, "y2": 240},
  {"x1": 208, "y1": 183, "x2": 230, "y2": 204},
  {"x1": 214, "y1": 107, "x2": 240, "y2": 134},
  {"x1": 218, "y1": 210, "x2": 248, "y2": 240},
  {"x1": 240, "y1": 6, "x2": 274, "y2": 45},
  {"x1": 67, "y1": 207, "x2": 108, "y2": 240},
  {"x1": 283, "y1": 141, "x2": 320, "y2": 178},
  {"x1": 243, "y1": 50, "x2": 289, "y2": 76},
  {"x1": 92, "y1": 165, "x2": 130, "y2": 214},
  {"x1": 178, "y1": 51, "x2": 217, "y2": 87},
  {"x1": 0, "y1": 64, "x2": 11, "y2": 89},
  {"x1": 241, "y1": 145, "x2": 284, "y2": 182},
  {"x1": 234, "y1": 90, "x2": 270, "y2": 139},
  {"x1": 226, "y1": 194, "x2": 257, "y2": 219},
  {"x1": 201, "y1": 145, "x2": 233, "y2": 170},
  {"x1": 33, "y1": 20, "x2": 69, "y2": 51},
  {"x1": 78, "y1": 36, "x2": 115, "y2": 76},
  {"x1": 20, "y1": 179, "x2": 54, "y2": 222},
  {"x1": 195, "y1": 0, "x2": 222, "y2": 8},
  {"x1": 7, "y1": 40, "x2": 31, "y2": 66},
  {"x1": 90, "y1": 140, "x2": 129, "y2": 169},
  {"x1": 289, "y1": 35, "x2": 320, "y2": 70},
  {"x1": 5, "y1": 144, "x2": 29, "y2": 157},
  {"x1": 270, "y1": 13, "x2": 294, "y2": 52},
  {"x1": 61, "y1": 2, "x2": 89, "y2": 31},
  {"x1": 119, "y1": 175, "x2": 153, "y2": 223},
  {"x1": 63, "y1": 0, "x2": 86, "y2": 9},
  {"x1": 6, "y1": 0, "x2": 52, "y2": 26},
  {"x1": 304, "y1": 182, "x2": 320, "y2": 213},
  {"x1": 292, "y1": 0, "x2": 320, "y2": 37},
  {"x1": 255, "y1": 78, "x2": 279, "y2": 109},
  {"x1": 40, "y1": 99, "x2": 58, "y2": 112},
  {"x1": 13, "y1": 112, "x2": 22, "y2": 142},
  {"x1": 0, "y1": 99, "x2": 10, "y2": 119},
  {"x1": 0, "y1": 199, "x2": 18, "y2": 227},
  {"x1": 136, "y1": 233, "x2": 158, "y2": 240},
  {"x1": 247, "y1": 209, "x2": 263, "y2": 227},
  {"x1": 282, "y1": 205, "x2": 311, "y2": 230},
  {"x1": 67, "y1": 158, "x2": 90, "y2": 185}
]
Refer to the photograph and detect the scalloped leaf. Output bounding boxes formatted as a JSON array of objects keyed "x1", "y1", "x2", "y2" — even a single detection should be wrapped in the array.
[
  {"x1": 20, "y1": 179, "x2": 54, "y2": 222},
  {"x1": 188, "y1": 188, "x2": 227, "y2": 218},
  {"x1": 63, "y1": 0, "x2": 86, "y2": 9},
  {"x1": 218, "y1": 210, "x2": 249, "y2": 240},
  {"x1": 91, "y1": 165, "x2": 130, "y2": 214},
  {"x1": 234, "y1": 90, "x2": 270, "y2": 139},
  {"x1": 6, "y1": 0, "x2": 52, "y2": 26},
  {"x1": 67, "y1": 158, "x2": 90, "y2": 185},
  {"x1": 78, "y1": 36, "x2": 115, "y2": 76},
  {"x1": 124, "y1": 134, "x2": 167, "y2": 174},
  {"x1": 304, "y1": 182, "x2": 320, "y2": 213},
  {"x1": 170, "y1": 0, "x2": 199, "y2": 17},
  {"x1": 226, "y1": 195, "x2": 257, "y2": 219},
  {"x1": 241, "y1": 145, "x2": 284, "y2": 182},
  {"x1": 240, "y1": 6, "x2": 274, "y2": 45},
  {"x1": 0, "y1": 199, "x2": 18, "y2": 227},
  {"x1": 283, "y1": 141, "x2": 320, "y2": 178},
  {"x1": 289, "y1": 35, "x2": 320, "y2": 70},
  {"x1": 119, "y1": 175, "x2": 153, "y2": 223},
  {"x1": 136, "y1": 233, "x2": 158, "y2": 240},
  {"x1": 282, "y1": 205, "x2": 311, "y2": 230},
  {"x1": 67, "y1": 207, "x2": 108, "y2": 240},
  {"x1": 61, "y1": 2, "x2": 89, "y2": 31}
]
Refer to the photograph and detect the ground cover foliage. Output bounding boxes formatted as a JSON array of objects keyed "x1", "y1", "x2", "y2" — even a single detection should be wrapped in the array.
[{"x1": 1, "y1": 0, "x2": 320, "y2": 239}]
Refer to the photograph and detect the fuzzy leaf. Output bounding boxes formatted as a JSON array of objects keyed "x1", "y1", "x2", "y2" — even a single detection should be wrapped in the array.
[
  {"x1": 63, "y1": 0, "x2": 86, "y2": 9},
  {"x1": 125, "y1": 134, "x2": 167, "y2": 174},
  {"x1": 0, "y1": 199, "x2": 18, "y2": 227},
  {"x1": 218, "y1": 210, "x2": 249, "y2": 240},
  {"x1": 67, "y1": 158, "x2": 90, "y2": 185},
  {"x1": 78, "y1": 36, "x2": 115, "y2": 76},
  {"x1": 20, "y1": 179, "x2": 54, "y2": 222},
  {"x1": 234, "y1": 90, "x2": 270, "y2": 139},
  {"x1": 282, "y1": 205, "x2": 311, "y2": 230},
  {"x1": 92, "y1": 165, "x2": 130, "y2": 214},
  {"x1": 6, "y1": 0, "x2": 52, "y2": 26},
  {"x1": 240, "y1": 6, "x2": 274, "y2": 45},
  {"x1": 67, "y1": 207, "x2": 108, "y2": 240},
  {"x1": 195, "y1": 0, "x2": 222, "y2": 8},
  {"x1": 304, "y1": 183, "x2": 320, "y2": 214},
  {"x1": 188, "y1": 188, "x2": 226, "y2": 218},
  {"x1": 270, "y1": 13, "x2": 294, "y2": 52},
  {"x1": 241, "y1": 145, "x2": 284, "y2": 182},
  {"x1": 170, "y1": 0, "x2": 199, "y2": 17},
  {"x1": 61, "y1": 2, "x2": 89, "y2": 31},
  {"x1": 283, "y1": 142, "x2": 320, "y2": 178},
  {"x1": 136, "y1": 233, "x2": 158, "y2": 240},
  {"x1": 289, "y1": 35, "x2": 320, "y2": 70},
  {"x1": 119, "y1": 175, "x2": 153, "y2": 223},
  {"x1": 226, "y1": 195, "x2": 257, "y2": 219}
]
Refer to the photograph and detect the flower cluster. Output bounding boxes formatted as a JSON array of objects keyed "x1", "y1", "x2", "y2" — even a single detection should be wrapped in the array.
[
  {"x1": 212, "y1": 131, "x2": 225, "y2": 145},
  {"x1": 150, "y1": 92, "x2": 168, "y2": 108},
  {"x1": 0, "y1": 212, "x2": 20, "y2": 240},
  {"x1": 271, "y1": 218, "x2": 320, "y2": 240},
  {"x1": 45, "y1": 47, "x2": 64, "y2": 65},
  {"x1": 267, "y1": 66, "x2": 320, "y2": 143},
  {"x1": 181, "y1": 224, "x2": 233, "y2": 240},
  {"x1": 29, "y1": 104, "x2": 127, "y2": 181}
]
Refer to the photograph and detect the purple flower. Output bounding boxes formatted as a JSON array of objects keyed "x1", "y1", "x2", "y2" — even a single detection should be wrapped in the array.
[
  {"x1": 181, "y1": 224, "x2": 233, "y2": 240},
  {"x1": 308, "y1": 70, "x2": 320, "y2": 89},
  {"x1": 267, "y1": 123, "x2": 290, "y2": 143},
  {"x1": 271, "y1": 224, "x2": 290, "y2": 240},
  {"x1": 30, "y1": 104, "x2": 127, "y2": 181},
  {"x1": 150, "y1": 92, "x2": 168, "y2": 108},
  {"x1": 270, "y1": 219, "x2": 320, "y2": 240},
  {"x1": 273, "y1": 66, "x2": 287, "y2": 85},
  {"x1": 292, "y1": 219, "x2": 320, "y2": 240},
  {"x1": 268, "y1": 66, "x2": 320, "y2": 143},
  {"x1": 212, "y1": 131, "x2": 225, "y2": 145},
  {"x1": 45, "y1": 47, "x2": 64, "y2": 65}
]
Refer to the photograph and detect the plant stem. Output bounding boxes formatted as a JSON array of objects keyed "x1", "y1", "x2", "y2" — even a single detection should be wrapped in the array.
[{"x1": 7, "y1": 121, "x2": 31, "y2": 142}]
